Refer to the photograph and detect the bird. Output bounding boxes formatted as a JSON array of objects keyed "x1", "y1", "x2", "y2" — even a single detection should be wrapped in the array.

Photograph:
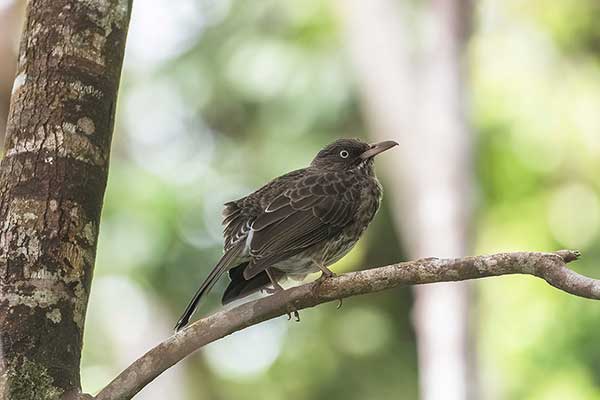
[{"x1": 174, "y1": 138, "x2": 398, "y2": 331}]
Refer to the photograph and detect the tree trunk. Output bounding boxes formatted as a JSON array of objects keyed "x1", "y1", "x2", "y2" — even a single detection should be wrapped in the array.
[
  {"x1": 335, "y1": 0, "x2": 476, "y2": 399},
  {"x1": 0, "y1": 1, "x2": 132, "y2": 399}
]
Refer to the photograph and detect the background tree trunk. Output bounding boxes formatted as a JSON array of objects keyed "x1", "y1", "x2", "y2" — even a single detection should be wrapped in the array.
[
  {"x1": 0, "y1": 1, "x2": 131, "y2": 398},
  {"x1": 335, "y1": 0, "x2": 476, "y2": 399},
  {"x1": 0, "y1": 1, "x2": 21, "y2": 143}
]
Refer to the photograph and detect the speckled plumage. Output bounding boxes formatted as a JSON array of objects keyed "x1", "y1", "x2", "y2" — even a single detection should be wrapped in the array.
[{"x1": 175, "y1": 138, "x2": 397, "y2": 331}]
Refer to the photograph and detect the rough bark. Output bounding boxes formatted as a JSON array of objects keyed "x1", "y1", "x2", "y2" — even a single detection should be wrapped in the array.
[
  {"x1": 335, "y1": 0, "x2": 475, "y2": 398},
  {"x1": 0, "y1": 1, "x2": 132, "y2": 399},
  {"x1": 94, "y1": 250, "x2": 592, "y2": 400}
]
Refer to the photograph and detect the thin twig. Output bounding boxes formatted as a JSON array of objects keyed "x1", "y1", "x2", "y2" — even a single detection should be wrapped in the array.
[{"x1": 93, "y1": 250, "x2": 595, "y2": 400}]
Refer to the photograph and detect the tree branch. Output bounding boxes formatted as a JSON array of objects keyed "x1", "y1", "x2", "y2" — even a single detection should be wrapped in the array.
[{"x1": 94, "y1": 249, "x2": 596, "y2": 400}]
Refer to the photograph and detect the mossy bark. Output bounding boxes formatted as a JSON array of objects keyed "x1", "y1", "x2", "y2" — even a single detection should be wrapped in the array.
[{"x1": 0, "y1": 1, "x2": 132, "y2": 398}]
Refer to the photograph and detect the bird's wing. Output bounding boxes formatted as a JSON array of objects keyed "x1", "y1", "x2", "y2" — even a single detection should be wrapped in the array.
[
  {"x1": 222, "y1": 201, "x2": 254, "y2": 252},
  {"x1": 221, "y1": 168, "x2": 307, "y2": 252},
  {"x1": 242, "y1": 172, "x2": 357, "y2": 280}
]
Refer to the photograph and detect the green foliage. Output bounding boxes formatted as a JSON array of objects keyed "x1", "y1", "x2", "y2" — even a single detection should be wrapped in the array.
[
  {"x1": 529, "y1": 0, "x2": 600, "y2": 57},
  {"x1": 474, "y1": 0, "x2": 600, "y2": 398},
  {"x1": 80, "y1": 0, "x2": 600, "y2": 398}
]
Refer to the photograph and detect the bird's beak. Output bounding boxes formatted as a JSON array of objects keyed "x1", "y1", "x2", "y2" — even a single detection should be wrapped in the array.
[{"x1": 359, "y1": 140, "x2": 399, "y2": 160}]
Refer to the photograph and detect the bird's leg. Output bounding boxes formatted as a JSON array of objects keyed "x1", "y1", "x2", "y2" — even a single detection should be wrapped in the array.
[
  {"x1": 316, "y1": 263, "x2": 337, "y2": 280},
  {"x1": 314, "y1": 262, "x2": 342, "y2": 309},
  {"x1": 262, "y1": 268, "x2": 285, "y2": 294},
  {"x1": 263, "y1": 269, "x2": 299, "y2": 321}
]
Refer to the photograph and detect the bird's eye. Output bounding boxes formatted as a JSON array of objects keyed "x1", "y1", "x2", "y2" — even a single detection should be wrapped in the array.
[{"x1": 339, "y1": 150, "x2": 349, "y2": 159}]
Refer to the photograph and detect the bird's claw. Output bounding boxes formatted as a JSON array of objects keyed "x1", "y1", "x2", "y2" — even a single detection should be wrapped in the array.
[
  {"x1": 261, "y1": 282, "x2": 284, "y2": 295},
  {"x1": 336, "y1": 298, "x2": 343, "y2": 309},
  {"x1": 317, "y1": 270, "x2": 337, "y2": 282},
  {"x1": 286, "y1": 309, "x2": 300, "y2": 322}
]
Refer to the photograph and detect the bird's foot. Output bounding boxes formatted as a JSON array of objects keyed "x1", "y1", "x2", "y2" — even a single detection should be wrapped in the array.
[
  {"x1": 317, "y1": 269, "x2": 337, "y2": 281},
  {"x1": 262, "y1": 281, "x2": 285, "y2": 295},
  {"x1": 314, "y1": 267, "x2": 343, "y2": 309},
  {"x1": 285, "y1": 303, "x2": 300, "y2": 322},
  {"x1": 262, "y1": 270, "x2": 285, "y2": 294},
  {"x1": 263, "y1": 268, "x2": 285, "y2": 295},
  {"x1": 286, "y1": 309, "x2": 301, "y2": 322}
]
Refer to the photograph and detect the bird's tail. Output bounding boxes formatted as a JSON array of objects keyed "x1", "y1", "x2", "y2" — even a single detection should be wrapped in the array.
[
  {"x1": 222, "y1": 264, "x2": 284, "y2": 305},
  {"x1": 175, "y1": 246, "x2": 242, "y2": 331}
]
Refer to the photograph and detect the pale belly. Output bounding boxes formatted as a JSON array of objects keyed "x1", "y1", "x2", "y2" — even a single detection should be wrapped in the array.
[{"x1": 270, "y1": 233, "x2": 360, "y2": 281}]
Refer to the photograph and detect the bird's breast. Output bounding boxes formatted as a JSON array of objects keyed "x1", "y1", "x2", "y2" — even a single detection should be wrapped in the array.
[{"x1": 356, "y1": 176, "x2": 383, "y2": 224}]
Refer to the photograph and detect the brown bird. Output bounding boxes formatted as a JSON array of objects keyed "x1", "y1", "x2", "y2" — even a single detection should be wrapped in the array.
[{"x1": 175, "y1": 138, "x2": 397, "y2": 331}]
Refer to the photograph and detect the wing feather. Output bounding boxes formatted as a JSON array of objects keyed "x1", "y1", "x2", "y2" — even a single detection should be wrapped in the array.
[
  {"x1": 221, "y1": 169, "x2": 308, "y2": 252},
  {"x1": 220, "y1": 170, "x2": 359, "y2": 280},
  {"x1": 243, "y1": 175, "x2": 356, "y2": 279}
]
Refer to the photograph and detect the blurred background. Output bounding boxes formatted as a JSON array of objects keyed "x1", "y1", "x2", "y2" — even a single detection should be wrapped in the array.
[{"x1": 2, "y1": 0, "x2": 600, "y2": 399}]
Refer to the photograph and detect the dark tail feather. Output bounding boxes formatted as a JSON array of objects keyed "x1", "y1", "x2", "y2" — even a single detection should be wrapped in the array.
[
  {"x1": 222, "y1": 264, "x2": 283, "y2": 305},
  {"x1": 175, "y1": 246, "x2": 242, "y2": 331}
]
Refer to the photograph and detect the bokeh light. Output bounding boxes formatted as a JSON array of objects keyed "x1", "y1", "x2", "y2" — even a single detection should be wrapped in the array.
[
  {"x1": 2, "y1": 0, "x2": 598, "y2": 398},
  {"x1": 204, "y1": 319, "x2": 288, "y2": 378},
  {"x1": 547, "y1": 183, "x2": 600, "y2": 250}
]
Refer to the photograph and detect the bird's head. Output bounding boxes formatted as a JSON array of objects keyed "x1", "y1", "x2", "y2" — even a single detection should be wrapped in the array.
[{"x1": 310, "y1": 138, "x2": 398, "y2": 173}]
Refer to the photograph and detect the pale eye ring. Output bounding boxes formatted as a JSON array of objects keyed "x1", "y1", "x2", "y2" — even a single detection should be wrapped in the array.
[{"x1": 339, "y1": 150, "x2": 349, "y2": 159}]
